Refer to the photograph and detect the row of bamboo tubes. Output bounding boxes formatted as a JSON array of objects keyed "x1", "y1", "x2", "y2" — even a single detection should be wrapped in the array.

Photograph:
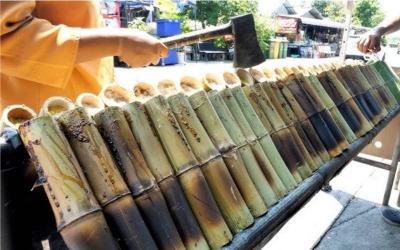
[{"x1": 2, "y1": 60, "x2": 400, "y2": 250}]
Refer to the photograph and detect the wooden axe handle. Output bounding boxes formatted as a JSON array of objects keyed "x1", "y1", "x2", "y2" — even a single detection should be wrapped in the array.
[{"x1": 161, "y1": 23, "x2": 232, "y2": 48}]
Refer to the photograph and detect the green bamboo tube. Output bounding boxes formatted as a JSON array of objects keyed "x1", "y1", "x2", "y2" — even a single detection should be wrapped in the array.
[
  {"x1": 19, "y1": 116, "x2": 119, "y2": 250},
  {"x1": 94, "y1": 107, "x2": 196, "y2": 249},
  {"x1": 123, "y1": 102, "x2": 213, "y2": 250},
  {"x1": 159, "y1": 80, "x2": 253, "y2": 234},
  {"x1": 373, "y1": 61, "x2": 400, "y2": 103},
  {"x1": 181, "y1": 77, "x2": 267, "y2": 217},
  {"x1": 57, "y1": 108, "x2": 174, "y2": 250},
  {"x1": 99, "y1": 84, "x2": 132, "y2": 107},
  {"x1": 134, "y1": 83, "x2": 232, "y2": 249},
  {"x1": 360, "y1": 65, "x2": 398, "y2": 110},
  {"x1": 222, "y1": 71, "x2": 307, "y2": 181},
  {"x1": 250, "y1": 69, "x2": 331, "y2": 166},
  {"x1": 292, "y1": 72, "x2": 350, "y2": 151},
  {"x1": 336, "y1": 66, "x2": 380, "y2": 125},
  {"x1": 302, "y1": 70, "x2": 357, "y2": 143},
  {"x1": 317, "y1": 71, "x2": 373, "y2": 137},
  {"x1": 204, "y1": 74, "x2": 284, "y2": 204},
  {"x1": 1, "y1": 104, "x2": 36, "y2": 130},
  {"x1": 235, "y1": 69, "x2": 297, "y2": 191},
  {"x1": 76, "y1": 93, "x2": 105, "y2": 116},
  {"x1": 283, "y1": 73, "x2": 348, "y2": 156},
  {"x1": 351, "y1": 65, "x2": 388, "y2": 122}
]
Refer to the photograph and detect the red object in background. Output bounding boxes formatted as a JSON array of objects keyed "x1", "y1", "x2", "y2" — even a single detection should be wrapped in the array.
[
  {"x1": 275, "y1": 16, "x2": 298, "y2": 34},
  {"x1": 224, "y1": 34, "x2": 234, "y2": 41},
  {"x1": 100, "y1": 0, "x2": 121, "y2": 28}
]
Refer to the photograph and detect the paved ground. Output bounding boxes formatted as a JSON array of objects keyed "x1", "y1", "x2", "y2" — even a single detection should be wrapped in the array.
[{"x1": 260, "y1": 157, "x2": 400, "y2": 250}]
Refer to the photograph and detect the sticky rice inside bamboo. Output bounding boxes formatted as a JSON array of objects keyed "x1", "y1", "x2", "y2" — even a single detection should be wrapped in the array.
[
  {"x1": 1, "y1": 104, "x2": 36, "y2": 130},
  {"x1": 100, "y1": 84, "x2": 132, "y2": 107},
  {"x1": 40, "y1": 96, "x2": 75, "y2": 117},
  {"x1": 76, "y1": 93, "x2": 105, "y2": 115}
]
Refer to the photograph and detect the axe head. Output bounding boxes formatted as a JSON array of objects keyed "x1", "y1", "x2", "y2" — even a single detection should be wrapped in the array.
[{"x1": 231, "y1": 14, "x2": 265, "y2": 68}]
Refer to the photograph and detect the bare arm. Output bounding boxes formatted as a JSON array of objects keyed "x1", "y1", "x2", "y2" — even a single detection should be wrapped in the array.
[
  {"x1": 357, "y1": 16, "x2": 400, "y2": 54},
  {"x1": 75, "y1": 28, "x2": 169, "y2": 67}
]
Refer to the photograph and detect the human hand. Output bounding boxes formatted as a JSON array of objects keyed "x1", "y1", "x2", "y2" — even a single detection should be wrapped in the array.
[
  {"x1": 357, "y1": 27, "x2": 384, "y2": 54},
  {"x1": 118, "y1": 30, "x2": 169, "y2": 67}
]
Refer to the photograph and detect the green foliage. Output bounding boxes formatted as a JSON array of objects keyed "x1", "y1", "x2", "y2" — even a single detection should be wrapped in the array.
[
  {"x1": 128, "y1": 17, "x2": 152, "y2": 32},
  {"x1": 311, "y1": 0, "x2": 345, "y2": 22},
  {"x1": 352, "y1": 0, "x2": 384, "y2": 27},
  {"x1": 312, "y1": 0, "x2": 330, "y2": 17}
]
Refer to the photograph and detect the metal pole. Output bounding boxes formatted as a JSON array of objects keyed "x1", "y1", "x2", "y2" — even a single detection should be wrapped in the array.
[
  {"x1": 382, "y1": 132, "x2": 400, "y2": 206},
  {"x1": 339, "y1": 0, "x2": 354, "y2": 62}
]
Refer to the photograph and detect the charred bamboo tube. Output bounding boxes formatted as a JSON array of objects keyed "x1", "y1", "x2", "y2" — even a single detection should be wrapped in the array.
[
  {"x1": 76, "y1": 93, "x2": 105, "y2": 116},
  {"x1": 159, "y1": 79, "x2": 253, "y2": 234},
  {"x1": 294, "y1": 67, "x2": 357, "y2": 143},
  {"x1": 360, "y1": 65, "x2": 398, "y2": 110},
  {"x1": 57, "y1": 108, "x2": 162, "y2": 250},
  {"x1": 280, "y1": 70, "x2": 348, "y2": 157},
  {"x1": 349, "y1": 65, "x2": 387, "y2": 122},
  {"x1": 222, "y1": 71, "x2": 310, "y2": 181},
  {"x1": 204, "y1": 74, "x2": 285, "y2": 205},
  {"x1": 19, "y1": 116, "x2": 119, "y2": 250},
  {"x1": 100, "y1": 84, "x2": 132, "y2": 107},
  {"x1": 118, "y1": 104, "x2": 209, "y2": 250},
  {"x1": 234, "y1": 69, "x2": 297, "y2": 191},
  {"x1": 291, "y1": 71, "x2": 350, "y2": 151},
  {"x1": 336, "y1": 66, "x2": 380, "y2": 125},
  {"x1": 251, "y1": 68, "x2": 331, "y2": 166},
  {"x1": 39, "y1": 96, "x2": 76, "y2": 117},
  {"x1": 180, "y1": 77, "x2": 267, "y2": 217},
  {"x1": 1, "y1": 104, "x2": 36, "y2": 130},
  {"x1": 134, "y1": 83, "x2": 232, "y2": 249},
  {"x1": 372, "y1": 61, "x2": 400, "y2": 103},
  {"x1": 317, "y1": 70, "x2": 373, "y2": 137}
]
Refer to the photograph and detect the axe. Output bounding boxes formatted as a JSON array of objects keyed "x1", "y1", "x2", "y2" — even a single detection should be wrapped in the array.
[{"x1": 161, "y1": 13, "x2": 265, "y2": 68}]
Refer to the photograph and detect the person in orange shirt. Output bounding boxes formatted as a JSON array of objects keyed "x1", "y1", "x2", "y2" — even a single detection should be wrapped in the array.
[{"x1": 1, "y1": 0, "x2": 168, "y2": 113}]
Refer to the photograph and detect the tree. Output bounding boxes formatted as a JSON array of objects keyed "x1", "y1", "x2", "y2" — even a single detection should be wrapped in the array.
[
  {"x1": 324, "y1": 1, "x2": 345, "y2": 23},
  {"x1": 312, "y1": 0, "x2": 330, "y2": 17},
  {"x1": 352, "y1": 0, "x2": 384, "y2": 27}
]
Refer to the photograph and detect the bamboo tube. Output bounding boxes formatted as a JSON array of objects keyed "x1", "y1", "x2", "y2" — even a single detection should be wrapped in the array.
[
  {"x1": 19, "y1": 116, "x2": 119, "y2": 250},
  {"x1": 366, "y1": 64, "x2": 398, "y2": 108},
  {"x1": 336, "y1": 67, "x2": 378, "y2": 125},
  {"x1": 349, "y1": 65, "x2": 387, "y2": 122},
  {"x1": 57, "y1": 107, "x2": 163, "y2": 250},
  {"x1": 222, "y1": 71, "x2": 309, "y2": 181},
  {"x1": 235, "y1": 69, "x2": 298, "y2": 192},
  {"x1": 99, "y1": 84, "x2": 132, "y2": 107},
  {"x1": 362, "y1": 64, "x2": 398, "y2": 109},
  {"x1": 292, "y1": 72, "x2": 349, "y2": 152},
  {"x1": 204, "y1": 75, "x2": 284, "y2": 205},
  {"x1": 40, "y1": 96, "x2": 76, "y2": 117},
  {"x1": 76, "y1": 93, "x2": 105, "y2": 116},
  {"x1": 181, "y1": 76, "x2": 267, "y2": 217},
  {"x1": 372, "y1": 61, "x2": 400, "y2": 103},
  {"x1": 1, "y1": 104, "x2": 36, "y2": 130},
  {"x1": 281, "y1": 71, "x2": 348, "y2": 156},
  {"x1": 295, "y1": 67, "x2": 357, "y2": 143},
  {"x1": 317, "y1": 71, "x2": 373, "y2": 137},
  {"x1": 158, "y1": 79, "x2": 253, "y2": 234},
  {"x1": 101, "y1": 105, "x2": 208, "y2": 250},
  {"x1": 133, "y1": 83, "x2": 232, "y2": 249},
  {"x1": 253, "y1": 68, "x2": 332, "y2": 165}
]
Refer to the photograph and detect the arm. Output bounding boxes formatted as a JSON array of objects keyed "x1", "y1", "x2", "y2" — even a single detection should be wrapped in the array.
[
  {"x1": 75, "y1": 28, "x2": 168, "y2": 67},
  {"x1": 357, "y1": 16, "x2": 400, "y2": 54},
  {"x1": 1, "y1": 1, "x2": 168, "y2": 89}
]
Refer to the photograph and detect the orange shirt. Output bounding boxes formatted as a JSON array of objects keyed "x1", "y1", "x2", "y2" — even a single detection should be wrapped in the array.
[{"x1": 1, "y1": 0, "x2": 114, "y2": 113}]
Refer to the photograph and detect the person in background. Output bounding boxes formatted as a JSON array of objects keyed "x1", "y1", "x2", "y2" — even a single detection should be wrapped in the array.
[
  {"x1": 1, "y1": 0, "x2": 168, "y2": 113},
  {"x1": 357, "y1": 16, "x2": 400, "y2": 226}
]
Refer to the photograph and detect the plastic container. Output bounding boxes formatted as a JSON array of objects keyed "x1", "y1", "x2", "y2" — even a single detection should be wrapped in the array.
[
  {"x1": 160, "y1": 49, "x2": 178, "y2": 65},
  {"x1": 157, "y1": 19, "x2": 181, "y2": 37}
]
